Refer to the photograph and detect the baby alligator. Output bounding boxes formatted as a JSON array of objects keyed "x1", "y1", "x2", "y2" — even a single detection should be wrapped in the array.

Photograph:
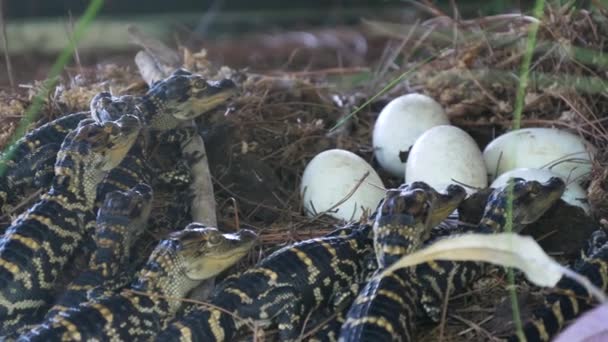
[
  {"x1": 20, "y1": 224, "x2": 257, "y2": 341},
  {"x1": 0, "y1": 69, "x2": 237, "y2": 215},
  {"x1": 338, "y1": 184, "x2": 463, "y2": 342},
  {"x1": 44, "y1": 183, "x2": 153, "y2": 321},
  {"x1": 157, "y1": 182, "x2": 465, "y2": 342},
  {"x1": 339, "y1": 178, "x2": 565, "y2": 342},
  {"x1": 0, "y1": 115, "x2": 142, "y2": 336},
  {"x1": 508, "y1": 228, "x2": 608, "y2": 342},
  {"x1": 415, "y1": 177, "x2": 566, "y2": 323}
]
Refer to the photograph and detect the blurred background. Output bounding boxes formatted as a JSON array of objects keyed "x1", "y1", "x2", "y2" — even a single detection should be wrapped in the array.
[{"x1": 0, "y1": 0, "x2": 535, "y2": 88}]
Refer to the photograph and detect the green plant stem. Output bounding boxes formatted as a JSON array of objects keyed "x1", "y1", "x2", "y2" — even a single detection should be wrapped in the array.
[
  {"x1": 329, "y1": 54, "x2": 438, "y2": 132},
  {"x1": 0, "y1": 0, "x2": 105, "y2": 176},
  {"x1": 507, "y1": 0, "x2": 546, "y2": 339}
]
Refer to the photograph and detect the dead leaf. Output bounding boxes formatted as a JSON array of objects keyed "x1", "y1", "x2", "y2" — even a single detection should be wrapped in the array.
[{"x1": 382, "y1": 233, "x2": 607, "y2": 302}]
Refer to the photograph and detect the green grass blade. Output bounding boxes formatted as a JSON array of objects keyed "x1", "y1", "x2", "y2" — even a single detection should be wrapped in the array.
[
  {"x1": 329, "y1": 54, "x2": 438, "y2": 133},
  {"x1": 507, "y1": 0, "x2": 546, "y2": 339},
  {"x1": 0, "y1": 0, "x2": 105, "y2": 176}
]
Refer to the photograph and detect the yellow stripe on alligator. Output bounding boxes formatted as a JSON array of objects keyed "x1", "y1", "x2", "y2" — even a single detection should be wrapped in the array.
[
  {"x1": 250, "y1": 268, "x2": 279, "y2": 283},
  {"x1": 9, "y1": 234, "x2": 41, "y2": 251},
  {"x1": 209, "y1": 309, "x2": 226, "y2": 341},
  {"x1": 172, "y1": 322, "x2": 192, "y2": 342},
  {"x1": 346, "y1": 316, "x2": 396, "y2": 334},
  {"x1": 57, "y1": 317, "x2": 82, "y2": 341},
  {"x1": 91, "y1": 302, "x2": 114, "y2": 323},
  {"x1": 0, "y1": 258, "x2": 20, "y2": 276},
  {"x1": 377, "y1": 289, "x2": 406, "y2": 306}
]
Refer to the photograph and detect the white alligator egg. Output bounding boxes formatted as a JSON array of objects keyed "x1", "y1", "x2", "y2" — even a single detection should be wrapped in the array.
[
  {"x1": 483, "y1": 128, "x2": 596, "y2": 184},
  {"x1": 491, "y1": 168, "x2": 589, "y2": 213},
  {"x1": 406, "y1": 125, "x2": 487, "y2": 194},
  {"x1": 300, "y1": 149, "x2": 386, "y2": 221},
  {"x1": 373, "y1": 93, "x2": 449, "y2": 177}
]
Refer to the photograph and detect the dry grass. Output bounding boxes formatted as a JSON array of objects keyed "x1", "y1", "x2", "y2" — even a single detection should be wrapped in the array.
[{"x1": 1, "y1": 3, "x2": 607, "y2": 341}]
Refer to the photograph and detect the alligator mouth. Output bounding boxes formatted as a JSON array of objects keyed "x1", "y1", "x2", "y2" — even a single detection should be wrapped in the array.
[
  {"x1": 102, "y1": 115, "x2": 141, "y2": 171},
  {"x1": 172, "y1": 87, "x2": 238, "y2": 120}
]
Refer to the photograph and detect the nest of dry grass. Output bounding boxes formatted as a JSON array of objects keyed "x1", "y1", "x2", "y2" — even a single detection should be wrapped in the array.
[{"x1": 1, "y1": 3, "x2": 608, "y2": 341}]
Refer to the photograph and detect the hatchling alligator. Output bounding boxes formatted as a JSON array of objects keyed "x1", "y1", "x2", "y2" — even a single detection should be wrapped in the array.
[
  {"x1": 338, "y1": 177, "x2": 565, "y2": 342},
  {"x1": 20, "y1": 224, "x2": 257, "y2": 341},
  {"x1": 0, "y1": 69, "x2": 237, "y2": 216},
  {"x1": 0, "y1": 114, "x2": 142, "y2": 335},
  {"x1": 43, "y1": 182, "x2": 154, "y2": 322},
  {"x1": 157, "y1": 182, "x2": 466, "y2": 342},
  {"x1": 508, "y1": 228, "x2": 608, "y2": 342}
]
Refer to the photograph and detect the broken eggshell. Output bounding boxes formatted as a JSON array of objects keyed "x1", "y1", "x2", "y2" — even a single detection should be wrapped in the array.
[
  {"x1": 373, "y1": 93, "x2": 449, "y2": 177},
  {"x1": 406, "y1": 125, "x2": 488, "y2": 194},
  {"x1": 300, "y1": 149, "x2": 385, "y2": 221}
]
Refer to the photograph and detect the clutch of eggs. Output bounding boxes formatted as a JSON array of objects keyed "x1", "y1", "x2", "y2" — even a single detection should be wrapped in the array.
[{"x1": 300, "y1": 149, "x2": 386, "y2": 221}]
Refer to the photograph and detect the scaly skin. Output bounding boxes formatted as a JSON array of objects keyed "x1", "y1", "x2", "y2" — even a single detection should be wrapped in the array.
[
  {"x1": 338, "y1": 178, "x2": 565, "y2": 342},
  {"x1": 42, "y1": 183, "x2": 153, "y2": 322},
  {"x1": 508, "y1": 229, "x2": 608, "y2": 342},
  {"x1": 19, "y1": 224, "x2": 257, "y2": 342},
  {"x1": 158, "y1": 183, "x2": 465, "y2": 342},
  {"x1": 159, "y1": 225, "x2": 375, "y2": 342},
  {"x1": 339, "y1": 186, "x2": 446, "y2": 342},
  {"x1": 416, "y1": 177, "x2": 566, "y2": 322},
  {"x1": 304, "y1": 183, "x2": 466, "y2": 342},
  {"x1": 0, "y1": 115, "x2": 141, "y2": 336},
  {"x1": 0, "y1": 69, "x2": 237, "y2": 215}
]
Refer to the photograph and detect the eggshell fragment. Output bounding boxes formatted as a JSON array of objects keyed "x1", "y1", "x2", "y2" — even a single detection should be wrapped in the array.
[
  {"x1": 491, "y1": 168, "x2": 589, "y2": 213},
  {"x1": 300, "y1": 149, "x2": 386, "y2": 221},
  {"x1": 483, "y1": 128, "x2": 595, "y2": 184},
  {"x1": 406, "y1": 125, "x2": 487, "y2": 194},
  {"x1": 373, "y1": 93, "x2": 449, "y2": 177}
]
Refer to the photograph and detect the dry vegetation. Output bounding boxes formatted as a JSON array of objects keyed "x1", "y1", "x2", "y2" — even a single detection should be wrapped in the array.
[{"x1": 1, "y1": 2, "x2": 607, "y2": 341}]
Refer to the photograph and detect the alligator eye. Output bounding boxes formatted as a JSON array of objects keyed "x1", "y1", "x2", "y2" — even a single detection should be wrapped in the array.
[
  {"x1": 207, "y1": 233, "x2": 223, "y2": 245},
  {"x1": 193, "y1": 79, "x2": 207, "y2": 90}
]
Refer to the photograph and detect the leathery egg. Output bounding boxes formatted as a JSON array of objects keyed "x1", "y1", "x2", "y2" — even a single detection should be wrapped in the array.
[
  {"x1": 491, "y1": 168, "x2": 589, "y2": 213},
  {"x1": 483, "y1": 128, "x2": 596, "y2": 184},
  {"x1": 373, "y1": 93, "x2": 449, "y2": 177},
  {"x1": 406, "y1": 125, "x2": 487, "y2": 194},
  {"x1": 300, "y1": 149, "x2": 385, "y2": 221}
]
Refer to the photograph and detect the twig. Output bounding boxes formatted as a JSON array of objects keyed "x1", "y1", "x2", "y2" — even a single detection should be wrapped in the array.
[
  {"x1": 302, "y1": 171, "x2": 371, "y2": 223},
  {"x1": 438, "y1": 270, "x2": 455, "y2": 341},
  {"x1": 451, "y1": 314, "x2": 499, "y2": 341},
  {"x1": 0, "y1": 0, "x2": 14, "y2": 89}
]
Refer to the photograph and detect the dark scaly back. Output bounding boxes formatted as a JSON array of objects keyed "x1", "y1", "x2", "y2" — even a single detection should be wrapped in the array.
[
  {"x1": 305, "y1": 183, "x2": 465, "y2": 342},
  {"x1": 20, "y1": 225, "x2": 257, "y2": 342},
  {"x1": 509, "y1": 229, "x2": 608, "y2": 342},
  {"x1": 415, "y1": 177, "x2": 566, "y2": 322},
  {"x1": 159, "y1": 224, "x2": 374, "y2": 342},
  {"x1": 0, "y1": 116, "x2": 140, "y2": 336},
  {"x1": 42, "y1": 183, "x2": 153, "y2": 321},
  {"x1": 339, "y1": 187, "x2": 437, "y2": 342},
  {"x1": 0, "y1": 92, "x2": 141, "y2": 219},
  {"x1": 0, "y1": 112, "x2": 88, "y2": 215},
  {"x1": 0, "y1": 69, "x2": 236, "y2": 218}
]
